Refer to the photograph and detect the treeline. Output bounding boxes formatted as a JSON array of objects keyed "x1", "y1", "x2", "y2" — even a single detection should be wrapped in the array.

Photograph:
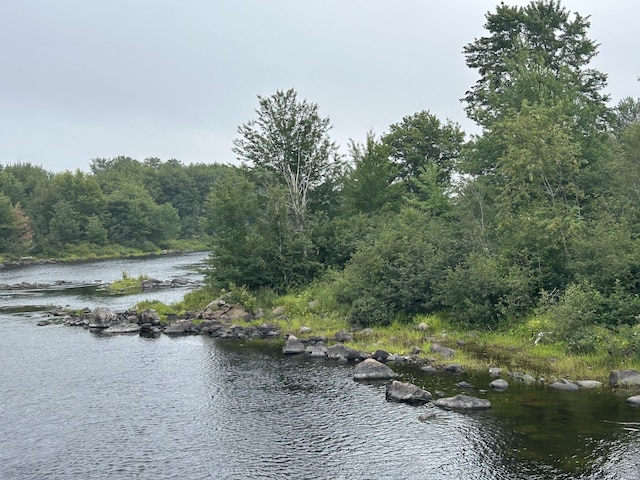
[
  {"x1": 204, "y1": 1, "x2": 640, "y2": 354},
  {"x1": 0, "y1": 157, "x2": 233, "y2": 257},
  {"x1": 3, "y1": 1, "x2": 640, "y2": 354}
]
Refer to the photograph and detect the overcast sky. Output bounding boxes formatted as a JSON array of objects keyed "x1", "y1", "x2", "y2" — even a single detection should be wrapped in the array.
[{"x1": 1, "y1": 0, "x2": 637, "y2": 172}]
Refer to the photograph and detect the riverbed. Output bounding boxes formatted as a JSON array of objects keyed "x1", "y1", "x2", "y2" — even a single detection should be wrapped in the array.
[{"x1": 0, "y1": 254, "x2": 639, "y2": 479}]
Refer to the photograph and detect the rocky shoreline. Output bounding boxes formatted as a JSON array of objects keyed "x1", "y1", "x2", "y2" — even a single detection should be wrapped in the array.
[{"x1": 41, "y1": 297, "x2": 640, "y2": 411}]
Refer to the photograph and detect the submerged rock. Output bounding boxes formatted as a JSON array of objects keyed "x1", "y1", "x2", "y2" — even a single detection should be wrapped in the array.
[
  {"x1": 353, "y1": 358, "x2": 396, "y2": 381},
  {"x1": 627, "y1": 395, "x2": 640, "y2": 407},
  {"x1": 435, "y1": 394, "x2": 491, "y2": 411},
  {"x1": 103, "y1": 322, "x2": 141, "y2": 334},
  {"x1": 576, "y1": 380, "x2": 603, "y2": 389},
  {"x1": 549, "y1": 379, "x2": 579, "y2": 391},
  {"x1": 385, "y1": 380, "x2": 432, "y2": 405}
]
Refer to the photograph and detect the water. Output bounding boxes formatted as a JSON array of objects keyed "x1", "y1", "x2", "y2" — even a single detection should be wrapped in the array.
[{"x1": 1, "y1": 255, "x2": 639, "y2": 479}]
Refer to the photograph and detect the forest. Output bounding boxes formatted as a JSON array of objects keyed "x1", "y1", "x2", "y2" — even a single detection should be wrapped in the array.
[{"x1": 2, "y1": 0, "x2": 640, "y2": 358}]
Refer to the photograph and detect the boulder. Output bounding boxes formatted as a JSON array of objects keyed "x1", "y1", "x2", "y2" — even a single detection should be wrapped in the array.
[
  {"x1": 626, "y1": 395, "x2": 640, "y2": 407},
  {"x1": 282, "y1": 335, "x2": 306, "y2": 354},
  {"x1": 576, "y1": 380, "x2": 603, "y2": 389},
  {"x1": 609, "y1": 369, "x2": 640, "y2": 389},
  {"x1": 456, "y1": 381, "x2": 474, "y2": 389},
  {"x1": 430, "y1": 344, "x2": 456, "y2": 359},
  {"x1": 435, "y1": 394, "x2": 491, "y2": 410},
  {"x1": 163, "y1": 320, "x2": 195, "y2": 335},
  {"x1": 488, "y1": 367, "x2": 502, "y2": 377},
  {"x1": 103, "y1": 322, "x2": 141, "y2": 334},
  {"x1": 443, "y1": 364, "x2": 462, "y2": 373},
  {"x1": 353, "y1": 358, "x2": 396, "y2": 381},
  {"x1": 489, "y1": 379, "x2": 509, "y2": 390},
  {"x1": 326, "y1": 344, "x2": 365, "y2": 361},
  {"x1": 371, "y1": 349, "x2": 390, "y2": 362},
  {"x1": 334, "y1": 329, "x2": 352, "y2": 342},
  {"x1": 139, "y1": 309, "x2": 161, "y2": 326},
  {"x1": 305, "y1": 344, "x2": 328, "y2": 358},
  {"x1": 385, "y1": 380, "x2": 432, "y2": 405},
  {"x1": 88, "y1": 306, "x2": 118, "y2": 328},
  {"x1": 549, "y1": 379, "x2": 579, "y2": 391}
]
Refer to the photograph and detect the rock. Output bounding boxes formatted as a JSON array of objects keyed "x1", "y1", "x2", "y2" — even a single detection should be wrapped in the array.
[
  {"x1": 549, "y1": 379, "x2": 579, "y2": 391},
  {"x1": 371, "y1": 349, "x2": 390, "y2": 362},
  {"x1": 609, "y1": 369, "x2": 640, "y2": 389},
  {"x1": 163, "y1": 320, "x2": 195, "y2": 335},
  {"x1": 282, "y1": 335, "x2": 306, "y2": 354},
  {"x1": 417, "y1": 322, "x2": 429, "y2": 331},
  {"x1": 435, "y1": 394, "x2": 491, "y2": 411},
  {"x1": 353, "y1": 358, "x2": 396, "y2": 381},
  {"x1": 385, "y1": 380, "x2": 432, "y2": 405},
  {"x1": 103, "y1": 322, "x2": 141, "y2": 334},
  {"x1": 271, "y1": 306, "x2": 286, "y2": 317},
  {"x1": 88, "y1": 306, "x2": 118, "y2": 328},
  {"x1": 456, "y1": 381, "x2": 474, "y2": 389},
  {"x1": 37, "y1": 320, "x2": 52, "y2": 326},
  {"x1": 226, "y1": 305, "x2": 252, "y2": 321},
  {"x1": 299, "y1": 325, "x2": 313, "y2": 334},
  {"x1": 334, "y1": 329, "x2": 352, "y2": 342},
  {"x1": 420, "y1": 365, "x2": 437, "y2": 374},
  {"x1": 326, "y1": 344, "x2": 365, "y2": 361},
  {"x1": 305, "y1": 344, "x2": 328, "y2": 358},
  {"x1": 626, "y1": 395, "x2": 640, "y2": 407},
  {"x1": 359, "y1": 328, "x2": 374, "y2": 336},
  {"x1": 418, "y1": 411, "x2": 437, "y2": 422},
  {"x1": 489, "y1": 367, "x2": 502, "y2": 377},
  {"x1": 430, "y1": 344, "x2": 456, "y2": 358},
  {"x1": 444, "y1": 364, "x2": 462, "y2": 373},
  {"x1": 139, "y1": 309, "x2": 161, "y2": 326},
  {"x1": 576, "y1": 380, "x2": 603, "y2": 389},
  {"x1": 490, "y1": 379, "x2": 509, "y2": 390}
]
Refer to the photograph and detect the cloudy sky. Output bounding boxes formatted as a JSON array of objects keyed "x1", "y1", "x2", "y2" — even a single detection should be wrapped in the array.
[{"x1": 1, "y1": 1, "x2": 637, "y2": 172}]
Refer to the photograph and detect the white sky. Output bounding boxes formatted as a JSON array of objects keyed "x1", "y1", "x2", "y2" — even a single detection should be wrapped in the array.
[{"x1": 1, "y1": 0, "x2": 637, "y2": 172}]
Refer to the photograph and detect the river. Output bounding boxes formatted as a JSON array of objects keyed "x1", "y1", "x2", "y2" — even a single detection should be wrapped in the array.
[{"x1": 0, "y1": 253, "x2": 639, "y2": 479}]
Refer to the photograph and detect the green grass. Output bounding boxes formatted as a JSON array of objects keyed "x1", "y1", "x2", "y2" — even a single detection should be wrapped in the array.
[
  {"x1": 132, "y1": 282, "x2": 640, "y2": 383},
  {"x1": 105, "y1": 271, "x2": 149, "y2": 294}
]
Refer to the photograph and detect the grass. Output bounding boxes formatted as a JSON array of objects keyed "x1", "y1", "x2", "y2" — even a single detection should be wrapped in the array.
[
  {"x1": 132, "y1": 283, "x2": 640, "y2": 384},
  {"x1": 105, "y1": 271, "x2": 149, "y2": 294}
]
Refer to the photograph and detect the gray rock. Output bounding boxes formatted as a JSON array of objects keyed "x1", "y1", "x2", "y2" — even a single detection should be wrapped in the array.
[
  {"x1": 163, "y1": 320, "x2": 195, "y2": 335},
  {"x1": 489, "y1": 379, "x2": 509, "y2": 390},
  {"x1": 282, "y1": 335, "x2": 306, "y2": 354},
  {"x1": 489, "y1": 367, "x2": 502, "y2": 377},
  {"x1": 435, "y1": 394, "x2": 491, "y2": 410},
  {"x1": 549, "y1": 379, "x2": 579, "y2": 391},
  {"x1": 353, "y1": 358, "x2": 396, "y2": 381},
  {"x1": 88, "y1": 306, "x2": 118, "y2": 328},
  {"x1": 418, "y1": 411, "x2": 437, "y2": 422},
  {"x1": 420, "y1": 365, "x2": 438, "y2": 374},
  {"x1": 139, "y1": 309, "x2": 161, "y2": 326},
  {"x1": 385, "y1": 380, "x2": 432, "y2": 405},
  {"x1": 271, "y1": 306, "x2": 286, "y2": 317},
  {"x1": 576, "y1": 380, "x2": 603, "y2": 389},
  {"x1": 335, "y1": 329, "x2": 353, "y2": 342},
  {"x1": 371, "y1": 349, "x2": 390, "y2": 362},
  {"x1": 299, "y1": 325, "x2": 313, "y2": 334},
  {"x1": 609, "y1": 369, "x2": 640, "y2": 389},
  {"x1": 456, "y1": 381, "x2": 474, "y2": 389},
  {"x1": 305, "y1": 344, "x2": 328, "y2": 358},
  {"x1": 430, "y1": 344, "x2": 456, "y2": 359},
  {"x1": 444, "y1": 364, "x2": 462, "y2": 373},
  {"x1": 626, "y1": 395, "x2": 640, "y2": 407},
  {"x1": 103, "y1": 322, "x2": 141, "y2": 334}
]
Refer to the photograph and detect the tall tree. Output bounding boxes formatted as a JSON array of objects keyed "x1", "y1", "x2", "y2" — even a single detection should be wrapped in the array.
[
  {"x1": 232, "y1": 88, "x2": 341, "y2": 231},
  {"x1": 462, "y1": 0, "x2": 608, "y2": 128},
  {"x1": 381, "y1": 111, "x2": 464, "y2": 191}
]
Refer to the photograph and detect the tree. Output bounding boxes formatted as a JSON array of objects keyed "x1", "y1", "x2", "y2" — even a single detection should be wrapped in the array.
[
  {"x1": 232, "y1": 88, "x2": 341, "y2": 231},
  {"x1": 462, "y1": 0, "x2": 608, "y2": 128},
  {"x1": 342, "y1": 131, "x2": 401, "y2": 215},
  {"x1": 612, "y1": 97, "x2": 640, "y2": 136},
  {"x1": 381, "y1": 110, "x2": 464, "y2": 190}
]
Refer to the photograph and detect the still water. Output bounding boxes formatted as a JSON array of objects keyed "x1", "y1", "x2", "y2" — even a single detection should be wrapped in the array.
[{"x1": 1, "y1": 254, "x2": 639, "y2": 479}]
